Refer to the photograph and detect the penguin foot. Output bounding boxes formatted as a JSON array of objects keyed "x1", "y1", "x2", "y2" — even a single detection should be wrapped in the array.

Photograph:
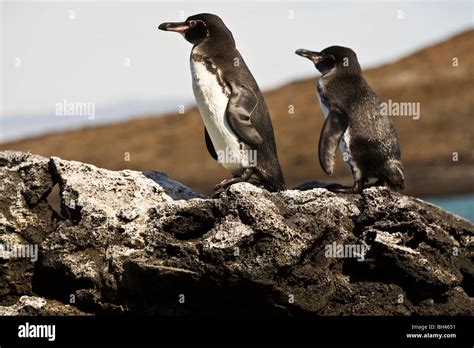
[
  {"x1": 325, "y1": 179, "x2": 365, "y2": 194},
  {"x1": 213, "y1": 177, "x2": 239, "y2": 196},
  {"x1": 212, "y1": 168, "x2": 254, "y2": 196}
]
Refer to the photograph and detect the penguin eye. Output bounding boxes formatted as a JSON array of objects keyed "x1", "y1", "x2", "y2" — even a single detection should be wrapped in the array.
[{"x1": 188, "y1": 20, "x2": 197, "y2": 27}]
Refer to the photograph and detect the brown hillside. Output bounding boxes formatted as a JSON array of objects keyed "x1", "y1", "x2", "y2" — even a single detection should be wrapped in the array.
[{"x1": 2, "y1": 29, "x2": 473, "y2": 196}]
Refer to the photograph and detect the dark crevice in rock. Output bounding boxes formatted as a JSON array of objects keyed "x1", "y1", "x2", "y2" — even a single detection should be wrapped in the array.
[
  {"x1": 351, "y1": 194, "x2": 374, "y2": 237},
  {"x1": 58, "y1": 189, "x2": 82, "y2": 226},
  {"x1": 31, "y1": 257, "x2": 95, "y2": 307},
  {"x1": 118, "y1": 262, "x2": 287, "y2": 317},
  {"x1": 236, "y1": 208, "x2": 257, "y2": 226},
  {"x1": 342, "y1": 250, "x2": 451, "y2": 303},
  {"x1": 459, "y1": 256, "x2": 474, "y2": 296},
  {"x1": 18, "y1": 163, "x2": 56, "y2": 209},
  {"x1": 406, "y1": 229, "x2": 426, "y2": 249},
  {"x1": 162, "y1": 207, "x2": 216, "y2": 240},
  {"x1": 340, "y1": 257, "x2": 430, "y2": 303}
]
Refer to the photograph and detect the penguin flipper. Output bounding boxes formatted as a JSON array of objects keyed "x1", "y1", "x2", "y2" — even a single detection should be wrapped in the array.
[
  {"x1": 225, "y1": 82, "x2": 264, "y2": 146},
  {"x1": 319, "y1": 109, "x2": 349, "y2": 175},
  {"x1": 204, "y1": 127, "x2": 218, "y2": 161}
]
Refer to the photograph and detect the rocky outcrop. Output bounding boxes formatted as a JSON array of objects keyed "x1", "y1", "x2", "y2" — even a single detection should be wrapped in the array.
[{"x1": 0, "y1": 151, "x2": 472, "y2": 317}]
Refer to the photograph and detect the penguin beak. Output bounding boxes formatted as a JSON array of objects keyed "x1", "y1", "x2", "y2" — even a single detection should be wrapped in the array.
[
  {"x1": 158, "y1": 21, "x2": 190, "y2": 34},
  {"x1": 295, "y1": 49, "x2": 323, "y2": 62}
]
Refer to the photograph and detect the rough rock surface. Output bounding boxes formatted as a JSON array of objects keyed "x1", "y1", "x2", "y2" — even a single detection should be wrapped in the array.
[
  {"x1": 0, "y1": 151, "x2": 472, "y2": 317},
  {"x1": 0, "y1": 295, "x2": 88, "y2": 315}
]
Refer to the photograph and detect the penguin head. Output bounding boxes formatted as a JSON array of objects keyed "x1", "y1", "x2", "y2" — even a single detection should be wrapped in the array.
[
  {"x1": 295, "y1": 46, "x2": 361, "y2": 75},
  {"x1": 159, "y1": 13, "x2": 234, "y2": 47}
]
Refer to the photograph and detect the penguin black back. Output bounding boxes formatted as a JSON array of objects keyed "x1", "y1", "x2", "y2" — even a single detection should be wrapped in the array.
[
  {"x1": 160, "y1": 13, "x2": 285, "y2": 192},
  {"x1": 296, "y1": 46, "x2": 404, "y2": 192}
]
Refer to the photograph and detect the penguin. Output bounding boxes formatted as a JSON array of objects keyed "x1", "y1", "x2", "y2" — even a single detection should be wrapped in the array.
[
  {"x1": 295, "y1": 46, "x2": 404, "y2": 193},
  {"x1": 159, "y1": 13, "x2": 285, "y2": 193}
]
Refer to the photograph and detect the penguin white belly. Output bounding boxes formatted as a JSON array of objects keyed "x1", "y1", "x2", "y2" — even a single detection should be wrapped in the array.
[
  {"x1": 316, "y1": 88, "x2": 361, "y2": 180},
  {"x1": 190, "y1": 60, "x2": 246, "y2": 173}
]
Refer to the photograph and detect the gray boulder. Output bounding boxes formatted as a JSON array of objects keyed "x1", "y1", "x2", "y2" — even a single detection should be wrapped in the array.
[{"x1": 0, "y1": 151, "x2": 472, "y2": 316}]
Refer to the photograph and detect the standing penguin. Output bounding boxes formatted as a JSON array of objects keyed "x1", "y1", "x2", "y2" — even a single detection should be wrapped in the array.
[
  {"x1": 295, "y1": 46, "x2": 404, "y2": 193},
  {"x1": 159, "y1": 13, "x2": 285, "y2": 193}
]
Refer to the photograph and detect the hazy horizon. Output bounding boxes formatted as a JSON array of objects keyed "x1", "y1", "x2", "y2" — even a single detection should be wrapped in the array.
[{"x1": 1, "y1": 0, "x2": 473, "y2": 141}]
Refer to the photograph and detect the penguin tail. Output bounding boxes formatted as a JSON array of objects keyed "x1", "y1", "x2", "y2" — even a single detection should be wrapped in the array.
[
  {"x1": 255, "y1": 167, "x2": 286, "y2": 192},
  {"x1": 384, "y1": 160, "x2": 405, "y2": 191},
  {"x1": 262, "y1": 174, "x2": 286, "y2": 192}
]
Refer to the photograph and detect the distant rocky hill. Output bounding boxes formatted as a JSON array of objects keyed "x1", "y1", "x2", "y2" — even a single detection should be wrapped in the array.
[
  {"x1": 1, "y1": 30, "x2": 473, "y2": 196},
  {"x1": 0, "y1": 151, "x2": 473, "y2": 316}
]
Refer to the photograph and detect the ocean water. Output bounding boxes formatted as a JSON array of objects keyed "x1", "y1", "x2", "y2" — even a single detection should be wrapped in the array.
[{"x1": 425, "y1": 194, "x2": 474, "y2": 222}]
